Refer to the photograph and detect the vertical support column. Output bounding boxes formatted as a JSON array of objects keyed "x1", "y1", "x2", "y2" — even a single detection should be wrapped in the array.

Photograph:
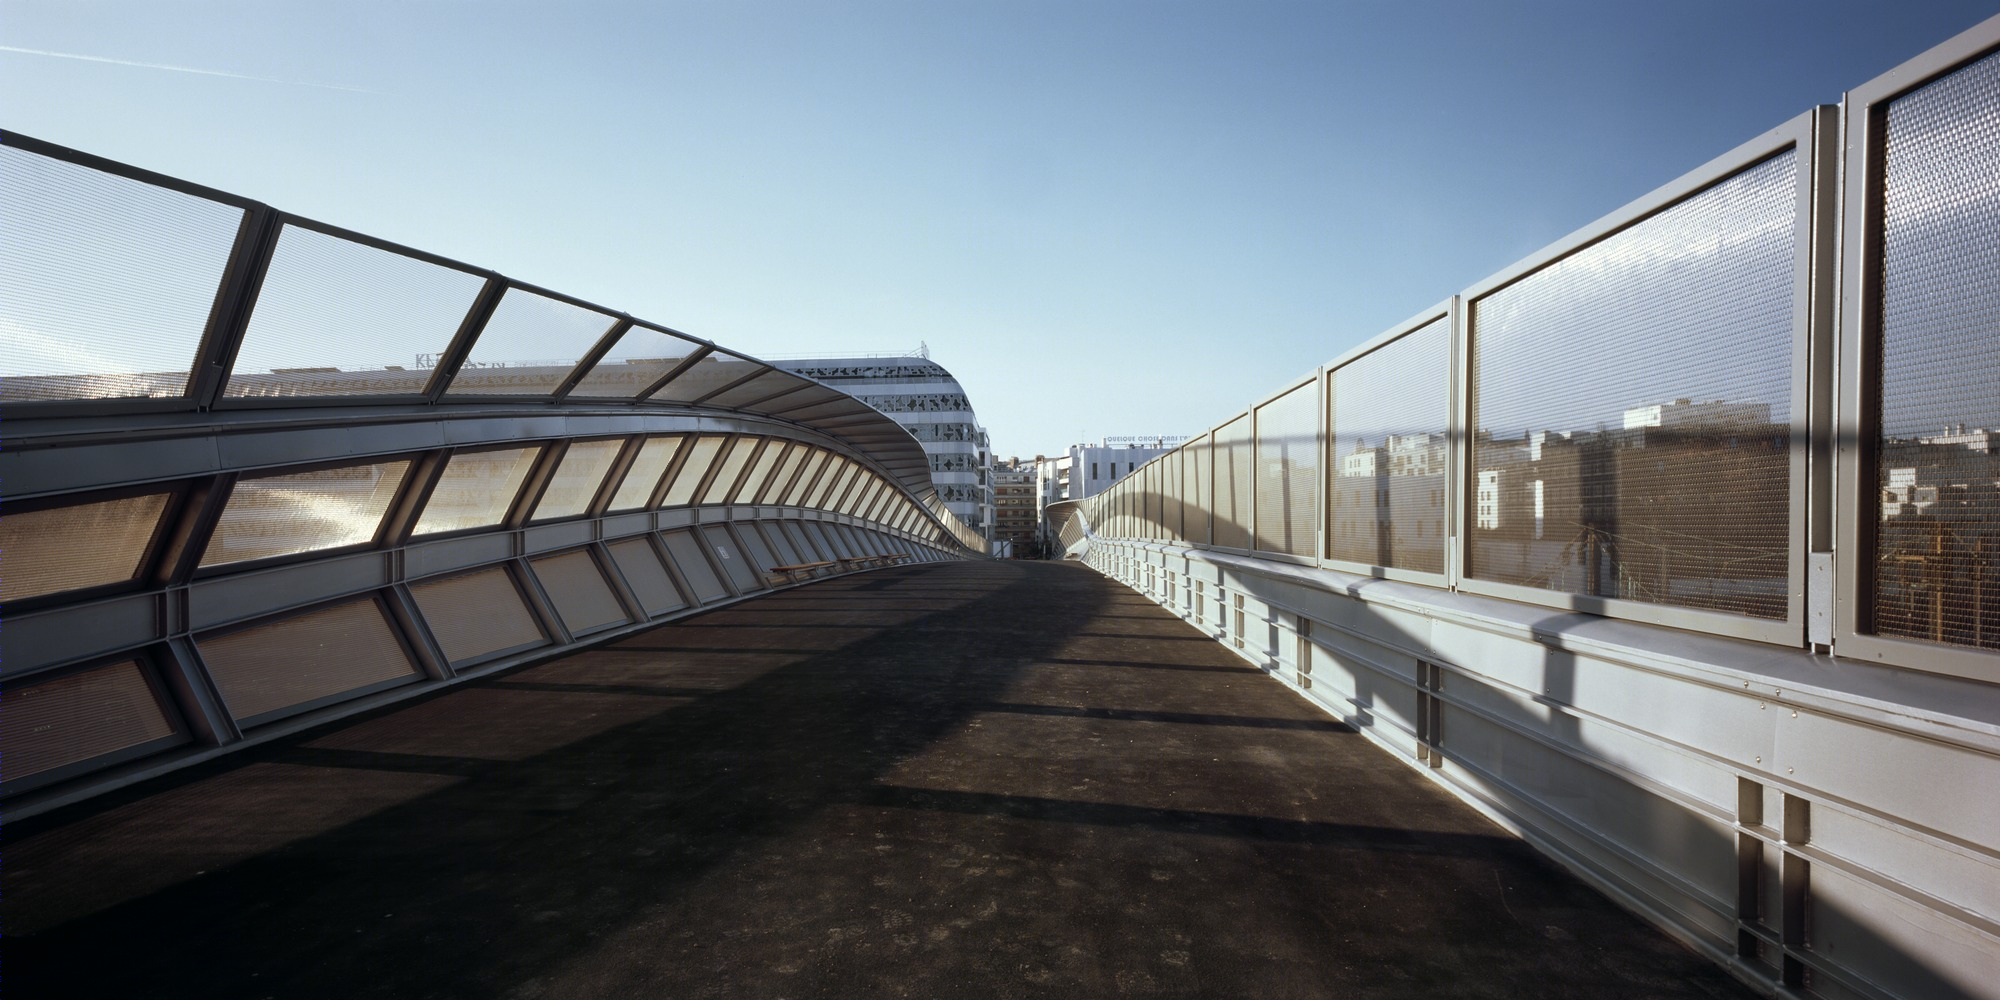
[
  {"x1": 1781, "y1": 793, "x2": 1812, "y2": 990},
  {"x1": 1295, "y1": 619, "x2": 1314, "y2": 691},
  {"x1": 1735, "y1": 777, "x2": 1767, "y2": 964},
  {"x1": 1416, "y1": 660, "x2": 1444, "y2": 767}
]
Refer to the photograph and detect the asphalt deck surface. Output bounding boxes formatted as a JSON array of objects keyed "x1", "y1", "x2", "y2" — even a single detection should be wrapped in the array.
[{"x1": 8, "y1": 561, "x2": 1753, "y2": 1000}]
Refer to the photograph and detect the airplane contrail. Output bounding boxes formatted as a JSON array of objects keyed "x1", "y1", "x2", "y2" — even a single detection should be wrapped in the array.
[{"x1": 0, "y1": 45, "x2": 380, "y2": 94}]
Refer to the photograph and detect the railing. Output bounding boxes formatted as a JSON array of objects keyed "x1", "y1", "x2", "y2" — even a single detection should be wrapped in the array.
[{"x1": 1062, "y1": 15, "x2": 2000, "y2": 1000}]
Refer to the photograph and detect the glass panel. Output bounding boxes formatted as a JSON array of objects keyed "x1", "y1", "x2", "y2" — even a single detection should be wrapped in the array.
[
  {"x1": 1187, "y1": 434, "x2": 1210, "y2": 545},
  {"x1": 846, "y1": 476, "x2": 883, "y2": 516},
  {"x1": 782, "y1": 450, "x2": 831, "y2": 506},
  {"x1": 729, "y1": 440, "x2": 788, "y2": 504},
  {"x1": 530, "y1": 439, "x2": 625, "y2": 520},
  {"x1": 200, "y1": 598, "x2": 419, "y2": 722},
  {"x1": 412, "y1": 446, "x2": 542, "y2": 535},
  {"x1": 759, "y1": 384, "x2": 845, "y2": 414},
  {"x1": 2, "y1": 660, "x2": 179, "y2": 782},
  {"x1": 0, "y1": 493, "x2": 171, "y2": 601},
  {"x1": 566, "y1": 325, "x2": 704, "y2": 399},
  {"x1": 410, "y1": 567, "x2": 546, "y2": 663},
  {"x1": 226, "y1": 225, "x2": 484, "y2": 397},
  {"x1": 755, "y1": 443, "x2": 809, "y2": 504},
  {"x1": 660, "y1": 435, "x2": 727, "y2": 507},
  {"x1": 649, "y1": 354, "x2": 765, "y2": 403},
  {"x1": 607, "y1": 435, "x2": 686, "y2": 511},
  {"x1": 445, "y1": 286, "x2": 617, "y2": 396},
  {"x1": 813, "y1": 459, "x2": 860, "y2": 510},
  {"x1": 698, "y1": 437, "x2": 759, "y2": 505},
  {"x1": 1872, "y1": 49, "x2": 2000, "y2": 651},
  {"x1": 1, "y1": 144, "x2": 242, "y2": 401},
  {"x1": 1470, "y1": 151, "x2": 1797, "y2": 619},
  {"x1": 1214, "y1": 417, "x2": 1253, "y2": 549},
  {"x1": 202, "y1": 460, "x2": 412, "y2": 566},
  {"x1": 1329, "y1": 318, "x2": 1451, "y2": 573},
  {"x1": 702, "y1": 370, "x2": 803, "y2": 410}
]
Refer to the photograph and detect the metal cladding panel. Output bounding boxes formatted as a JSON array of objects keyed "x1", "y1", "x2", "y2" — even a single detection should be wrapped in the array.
[
  {"x1": 804, "y1": 520, "x2": 851, "y2": 559},
  {"x1": 567, "y1": 326, "x2": 702, "y2": 399},
  {"x1": 529, "y1": 549, "x2": 630, "y2": 635},
  {"x1": 1, "y1": 142, "x2": 240, "y2": 402},
  {"x1": 607, "y1": 435, "x2": 685, "y2": 511},
  {"x1": 1870, "y1": 47, "x2": 2000, "y2": 652},
  {"x1": 1214, "y1": 417, "x2": 1252, "y2": 549},
  {"x1": 1329, "y1": 317, "x2": 1451, "y2": 573},
  {"x1": 226, "y1": 224, "x2": 485, "y2": 398},
  {"x1": 606, "y1": 537, "x2": 686, "y2": 615},
  {"x1": 203, "y1": 460, "x2": 411, "y2": 566},
  {"x1": 661, "y1": 529, "x2": 730, "y2": 603},
  {"x1": 444, "y1": 286, "x2": 616, "y2": 396},
  {"x1": 2, "y1": 659, "x2": 181, "y2": 783},
  {"x1": 1, "y1": 492, "x2": 170, "y2": 602},
  {"x1": 699, "y1": 525, "x2": 763, "y2": 592},
  {"x1": 200, "y1": 597, "x2": 420, "y2": 722},
  {"x1": 531, "y1": 439, "x2": 625, "y2": 520},
  {"x1": 758, "y1": 522, "x2": 804, "y2": 565},
  {"x1": 410, "y1": 567, "x2": 549, "y2": 664},
  {"x1": 1469, "y1": 150, "x2": 1799, "y2": 621},
  {"x1": 781, "y1": 521, "x2": 826, "y2": 561},
  {"x1": 1186, "y1": 435, "x2": 1209, "y2": 545},
  {"x1": 1255, "y1": 384, "x2": 1319, "y2": 556},
  {"x1": 660, "y1": 435, "x2": 727, "y2": 507},
  {"x1": 733, "y1": 522, "x2": 781, "y2": 576},
  {"x1": 413, "y1": 446, "x2": 542, "y2": 535}
]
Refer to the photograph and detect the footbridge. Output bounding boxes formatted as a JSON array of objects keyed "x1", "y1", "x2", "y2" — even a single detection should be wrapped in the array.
[{"x1": 8, "y1": 15, "x2": 2000, "y2": 1000}]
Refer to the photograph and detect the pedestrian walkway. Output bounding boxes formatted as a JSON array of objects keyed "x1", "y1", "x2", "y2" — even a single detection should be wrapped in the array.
[{"x1": 6, "y1": 561, "x2": 1752, "y2": 999}]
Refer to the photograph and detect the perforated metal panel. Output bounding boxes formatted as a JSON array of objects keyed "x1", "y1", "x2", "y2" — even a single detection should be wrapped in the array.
[
  {"x1": 413, "y1": 446, "x2": 542, "y2": 535},
  {"x1": 1329, "y1": 317, "x2": 1451, "y2": 573},
  {"x1": 1, "y1": 143, "x2": 241, "y2": 401},
  {"x1": 608, "y1": 435, "x2": 685, "y2": 511},
  {"x1": 606, "y1": 536, "x2": 687, "y2": 615},
  {"x1": 660, "y1": 435, "x2": 727, "y2": 507},
  {"x1": 1, "y1": 492, "x2": 170, "y2": 602},
  {"x1": 661, "y1": 529, "x2": 730, "y2": 603},
  {"x1": 445, "y1": 287, "x2": 617, "y2": 396},
  {"x1": 698, "y1": 437, "x2": 759, "y2": 505},
  {"x1": 1214, "y1": 417, "x2": 1253, "y2": 549},
  {"x1": 530, "y1": 439, "x2": 624, "y2": 520},
  {"x1": 203, "y1": 460, "x2": 410, "y2": 566},
  {"x1": 200, "y1": 597, "x2": 420, "y2": 723},
  {"x1": 700, "y1": 525, "x2": 763, "y2": 591},
  {"x1": 1255, "y1": 383, "x2": 1318, "y2": 556},
  {"x1": 566, "y1": 325, "x2": 702, "y2": 399},
  {"x1": 410, "y1": 566, "x2": 548, "y2": 664},
  {"x1": 227, "y1": 225, "x2": 484, "y2": 397},
  {"x1": 1470, "y1": 151, "x2": 1799, "y2": 620},
  {"x1": 2, "y1": 660, "x2": 180, "y2": 783},
  {"x1": 1871, "y1": 47, "x2": 2000, "y2": 651},
  {"x1": 650, "y1": 355, "x2": 764, "y2": 403},
  {"x1": 529, "y1": 549, "x2": 630, "y2": 635}
]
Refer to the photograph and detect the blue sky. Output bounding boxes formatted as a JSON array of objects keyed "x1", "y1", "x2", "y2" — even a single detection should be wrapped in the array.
[{"x1": 5, "y1": 0, "x2": 1996, "y2": 459}]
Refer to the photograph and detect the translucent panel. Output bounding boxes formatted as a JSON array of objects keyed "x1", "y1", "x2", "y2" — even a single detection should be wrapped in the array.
[
  {"x1": 754, "y1": 443, "x2": 809, "y2": 504},
  {"x1": 840, "y1": 474, "x2": 877, "y2": 515},
  {"x1": 697, "y1": 437, "x2": 759, "y2": 505},
  {"x1": 1872, "y1": 49, "x2": 2000, "y2": 650},
  {"x1": 1214, "y1": 416, "x2": 1253, "y2": 549},
  {"x1": 782, "y1": 450, "x2": 832, "y2": 506},
  {"x1": 203, "y1": 460, "x2": 410, "y2": 567},
  {"x1": 607, "y1": 435, "x2": 686, "y2": 511},
  {"x1": 226, "y1": 225, "x2": 484, "y2": 397},
  {"x1": 649, "y1": 354, "x2": 765, "y2": 404},
  {"x1": 1, "y1": 144, "x2": 240, "y2": 401},
  {"x1": 2, "y1": 660, "x2": 179, "y2": 783},
  {"x1": 0, "y1": 493, "x2": 170, "y2": 601},
  {"x1": 703, "y1": 369, "x2": 805, "y2": 409},
  {"x1": 410, "y1": 567, "x2": 547, "y2": 664},
  {"x1": 854, "y1": 478, "x2": 889, "y2": 518},
  {"x1": 529, "y1": 549, "x2": 629, "y2": 635},
  {"x1": 413, "y1": 446, "x2": 542, "y2": 535},
  {"x1": 1330, "y1": 318, "x2": 1451, "y2": 573},
  {"x1": 760, "y1": 384, "x2": 845, "y2": 415},
  {"x1": 606, "y1": 537, "x2": 686, "y2": 615},
  {"x1": 445, "y1": 286, "x2": 617, "y2": 396},
  {"x1": 661, "y1": 529, "x2": 730, "y2": 603},
  {"x1": 530, "y1": 439, "x2": 625, "y2": 521},
  {"x1": 725, "y1": 439, "x2": 784, "y2": 505},
  {"x1": 661, "y1": 435, "x2": 727, "y2": 507},
  {"x1": 200, "y1": 598, "x2": 419, "y2": 722},
  {"x1": 1163, "y1": 452, "x2": 1183, "y2": 541},
  {"x1": 1186, "y1": 435, "x2": 1209, "y2": 545},
  {"x1": 1470, "y1": 151, "x2": 1798, "y2": 619},
  {"x1": 566, "y1": 325, "x2": 703, "y2": 399},
  {"x1": 815, "y1": 459, "x2": 862, "y2": 510}
]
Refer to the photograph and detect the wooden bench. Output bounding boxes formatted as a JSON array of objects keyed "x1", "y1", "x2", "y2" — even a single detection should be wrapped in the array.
[{"x1": 765, "y1": 560, "x2": 839, "y2": 586}]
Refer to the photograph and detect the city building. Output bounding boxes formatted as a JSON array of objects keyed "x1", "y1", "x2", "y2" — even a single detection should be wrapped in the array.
[{"x1": 991, "y1": 459, "x2": 1039, "y2": 557}]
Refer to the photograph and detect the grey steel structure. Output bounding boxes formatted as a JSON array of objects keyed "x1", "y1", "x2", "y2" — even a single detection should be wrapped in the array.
[
  {"x1": 0, "y1": 131, "x2": 987, "y2": 817},
  {"x1": 1057, "y1": 16, "x2": 2000, "y2": 1000}
]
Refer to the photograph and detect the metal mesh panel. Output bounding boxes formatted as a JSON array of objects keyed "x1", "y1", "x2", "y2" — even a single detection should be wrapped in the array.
[
  {"x1": 1186, "y1": 436, "x2": 1209, "y2": 545},
  {"x1": 1872, "y1": 48, "x2": 2000, "y2": 650},
  {"x1": 530, "y1": 439, "x2": 624, "y2": 521},
  {"x1": 661, "y1": 529, "x2": 730, "y2": 603},
  {"x1": 1, "y1": 144, "x2": 241, "y2": 401},
  {"x1": 529, "y1": 549, "x2": 630, "y2": 635},
  {"x1": 1329, "y1": 318, "x2": 1451, "y2": 573},
  {"x1": 1214, "y1": 417, "x2": 1253, "y2": 549},
  {"x1": 203, "y1": 460, "x2": 411, "y2": 566},
  {"x1": 567, "y1": 325, "x2": 701, "y2": 399},
  {"x1": 445, "y1": 287, "x2": 616, "y2": 396},
  {"x1": 755, "y1": 443, "x2": 809, "y2": 504},
  {"x1": 1469, "y1": 151, "x2": 1799, "y2": 619},
  {"x1": 413, "y1": 446, "x2": 542, "y2": 535},
  {"x1": 2, "y1": 660, "x2": 180, "y2": 783},
  {"x1": 410, "y1": 567, "x2": 547, "y2": 664},
  {"x1": 729, "y1": 440, "x2": 787, "y2": 504},
  {"x1": 697, "y1": 437, "x2": 759, "y2": 506},
  {"x1": 1255, "y1": 383, "x2": 1319, "y2": 555},
  {"x1": 782, "y1": 450, "x2": 832, "y2": 506},
  {"x1": 701, "y1": 525, "x2": 763, "y2": 591},
  {"x1": 0, "y1": 492, "x2": 170, "y2": 602},
  {"x1": 227, "y1": 225, "x2": 484, "y2": 397},
  {"x1": 608, "y1": 435, "x2": 686, "y2": 511},
  {"x1": 606, "y1": 537, "x2": 686, "y2": 615},
  {"x1": 650, "y1": 355, "x2": 764, "y2": 403},
  {"x1": 200, "y1": 598, "x2": 419, "y2": 722},
  {"x1": 660, "y1": 435, "x2": 727, "y2": 507}
]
